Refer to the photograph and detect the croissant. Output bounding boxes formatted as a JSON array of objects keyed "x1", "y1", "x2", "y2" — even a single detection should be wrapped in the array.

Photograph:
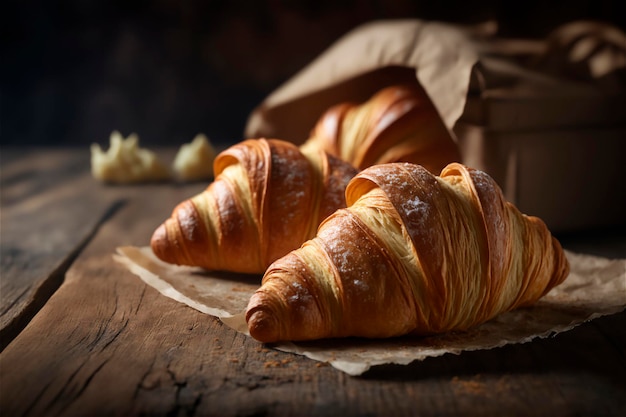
[
  {"x1": 151, "y1": 138, "x2": 358, "y2": 274},
  {"x1": 246, "y1": 162, "x2": 570, "y2": 342},
  {"x1": 300, "y1": 84, "x2": 461, "y2": 173}
]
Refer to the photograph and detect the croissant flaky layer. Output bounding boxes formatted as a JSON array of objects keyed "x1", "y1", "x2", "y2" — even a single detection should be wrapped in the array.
[
  {"x1": 246, "y1": 162, "x2": 570, "y2": 342},
  {"x1": 301, "y1": 84, "x2": 461, "y2": 173},
  {"x1": 151, "y1": 138, "x2": 358, "y2": 274}
]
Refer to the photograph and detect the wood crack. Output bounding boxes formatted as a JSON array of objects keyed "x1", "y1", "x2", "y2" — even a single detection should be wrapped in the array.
[
  {"x1": 0, "y1": 286, "x2": 30, "y2": 317},
  {"x1": 165, "y1": 378, "x2": 204, "y2": 417},
  {"x1": 87, "y1": 282, "x2": 130, "y2": 353},
  {"x1": 50, "y1": 357, "x2": 112, "y2": 417},
  {"x1": 0, "y1": 199, "x2": 127, "y2": 352},
  {"x1": 134, "y1": 356, "x2": 158, "y2": 399},
  {"x1": 22, "y1": 379, "x2": 56, "y2": 417}
]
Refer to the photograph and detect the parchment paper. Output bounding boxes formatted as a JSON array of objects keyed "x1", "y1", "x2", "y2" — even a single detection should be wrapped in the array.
[{"x1": 115, "y1": 246, "x2": 626, "y2": 375}]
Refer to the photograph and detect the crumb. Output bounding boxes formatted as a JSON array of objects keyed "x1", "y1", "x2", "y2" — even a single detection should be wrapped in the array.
[
  {"x1": 172, "y1": 134, "x2": 216, "y2": 181},
  {"x1": 90, "y1": 131, "x2": 170, "y2": 183},
  {"x1": 264, "y1": 360, "x2": 282, "y2": 368}
]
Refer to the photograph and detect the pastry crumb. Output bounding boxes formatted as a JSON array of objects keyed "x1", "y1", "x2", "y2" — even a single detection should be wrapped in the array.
[
  {"x1": 172, "y1": 134, "x2": 216, "y2": 181},
  {"x1": 264, "y1": 360, "x2": 282, "y2": 368},
  {"x1": 90, "y1": 131, "x2": 170, "y2": 183}
]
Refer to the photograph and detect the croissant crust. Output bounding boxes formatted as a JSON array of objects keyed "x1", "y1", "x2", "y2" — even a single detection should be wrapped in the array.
[
  {"x1": 151, "y1": 138, "x2": 358, "y2": 274},
  {"x1": 301, "y1": 84, "x2": 461, "y2": 173},
  {"x1": 246, "y1": 162, "x2": 570, "y2": 342}
]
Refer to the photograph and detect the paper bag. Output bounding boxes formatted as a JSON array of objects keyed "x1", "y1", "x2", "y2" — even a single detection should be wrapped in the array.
[
  {"x1": 244, "y1": 19, "x2": 480, "y2": 143},
  {"x1": 244, "y1": 19, "x2": 626, "y2": 232}
]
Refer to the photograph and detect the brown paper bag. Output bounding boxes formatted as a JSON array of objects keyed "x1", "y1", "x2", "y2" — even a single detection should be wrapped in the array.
[
  {"x1": 244, "y1": 19, "x2": 481, "y2": 143},
  {"x1": 244, "y1": 19, "x2": 626, "y2": 232}
]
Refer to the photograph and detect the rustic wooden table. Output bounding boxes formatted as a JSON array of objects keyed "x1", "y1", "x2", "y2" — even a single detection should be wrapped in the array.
[{"x1": 1, "y1": 147, "x2": 625, "y2": 417}]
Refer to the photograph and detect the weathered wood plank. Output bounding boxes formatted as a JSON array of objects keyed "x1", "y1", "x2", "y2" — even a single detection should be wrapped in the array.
[
  {"x1": 0, "y1": 148, "x2": 125, "y2": 350},
  {"x1": 0, "y1": 147, "x2": 186, "y2": 350},
  {"x1": 5, "y1": 307, "x2": 623, "y2": 415},
  {"x1": 0, "y1": 180, "x2": 325, "y2": 416},
  {"x1": 1, "y1": 148, "x2": 624, "y2": 416}
]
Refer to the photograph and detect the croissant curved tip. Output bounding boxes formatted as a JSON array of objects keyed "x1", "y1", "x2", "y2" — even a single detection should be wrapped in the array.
[
  {"x1": 246, "y1": 304, "x2": 281, "y2": 343},
  {"x1": 150, "y1": 222, "x2": 173, "y2": 263}
]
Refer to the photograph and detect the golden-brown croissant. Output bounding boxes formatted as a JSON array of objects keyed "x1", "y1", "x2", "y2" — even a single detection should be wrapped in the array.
[
  {"x1": 300, "y1": 84, "x2": 461, "y2": 173},
  {"x1": 246, "y1": 162, "x2": 570, "y2": 342},
  {"x1": 151, "y1": 138, "x2": 358, "y2": 274}
]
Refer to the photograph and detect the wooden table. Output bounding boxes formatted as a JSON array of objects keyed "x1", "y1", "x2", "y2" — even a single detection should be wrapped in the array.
[{"x1": 1, "y1": 147, "x2": 625, "y2": 417}]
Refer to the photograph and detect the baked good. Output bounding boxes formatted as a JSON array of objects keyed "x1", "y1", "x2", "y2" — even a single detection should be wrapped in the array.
[
  {"x1": 246, "y1": 162, "x2": 570, "y2": 342},
  {"x1": 151, "y1": 138, "x2": 358, "y2": 274},
  {"x1": 172, "y1": 134, "x2": 216, "y2": 181},
  {"x1": 300, "y1": 84, "x2": 461, "y2": 173},
  {"x1": 91, "y1": 131, "x2": 170, "y2": 183}
]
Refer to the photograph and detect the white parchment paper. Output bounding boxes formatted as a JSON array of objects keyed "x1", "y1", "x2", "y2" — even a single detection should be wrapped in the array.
[{"x1": 115, "y1": 246, "x2": 625, "y2": 375}]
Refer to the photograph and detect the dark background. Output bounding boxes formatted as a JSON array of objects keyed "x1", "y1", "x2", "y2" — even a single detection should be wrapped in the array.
[{"x1": 2, "y1": 0, "x2": 625, "y2": 147}]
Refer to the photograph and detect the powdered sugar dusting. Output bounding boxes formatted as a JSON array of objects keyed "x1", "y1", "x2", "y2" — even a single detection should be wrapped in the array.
[
  {"x1": 400, "y1": 195, "x2": 430, "y2": 221},
  {"x1": 317, "y1": 211, "x2": 390, "y2": 302},
  {"x1": 352, "y1": 278, "x2": 370, "y2": 291},
  {"x1": 320, "y1": 222, "x2": 353, "y2": 272},
  {"x1": 285, "y1": 280, "x2": 314, "y2": 314},
  {"x1": 470, "y1": 168, "x2": 497, "y2": 198},
  {"x1": 269, "y1": 149, "x2": 310, "y2": 225}
]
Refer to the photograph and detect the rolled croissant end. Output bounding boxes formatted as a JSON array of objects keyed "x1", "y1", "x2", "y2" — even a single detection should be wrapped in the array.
[
  {"x1": 246, "y1": 251, "x2": 329, "y2": 343},
  {"x1": 245, "y1": 296, "x2": 282, "y2": 343},
  {"x1": 150, "y1": 199, "x2": 213, "y2": 267},
  {"x1": 150, "y1": 223, "x2": 174, "y2": 262},
  {"x1": 150, "y1": 218, "x2": 190, "y2": 265}
]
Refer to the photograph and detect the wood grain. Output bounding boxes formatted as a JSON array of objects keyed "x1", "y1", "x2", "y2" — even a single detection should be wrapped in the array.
[
  {"x1": 0, "y1": 148, "x2": 624, "y2": 416},
  {"x1": 0, "y1": 148, "x2": 127, "y2": 350}
]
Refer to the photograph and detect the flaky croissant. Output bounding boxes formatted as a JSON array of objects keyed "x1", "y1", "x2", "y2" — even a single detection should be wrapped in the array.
[
  {"x1": 151, "y1": 138, "x2": 358, "y2": 274},
  {"x1": 300, "y1": 84, "x2": 461, "y2": 173},
  {"x1": 246, "y1": 162, "x2": 570, "y2": 342}
]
